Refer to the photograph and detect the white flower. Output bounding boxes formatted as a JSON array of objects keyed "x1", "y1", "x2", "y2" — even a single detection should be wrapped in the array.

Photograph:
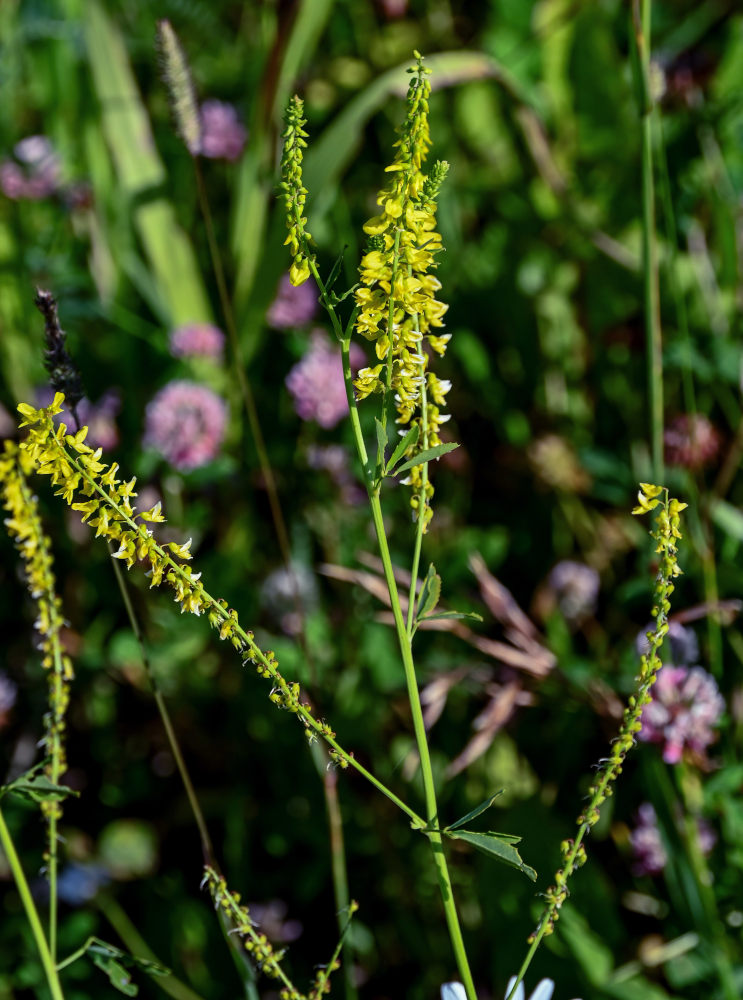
[
  {"x1": 441, "y1": 977, "x2": 581, "y2": 1000},
  {"x1": 505, "y1": 976, "x2": 582, "y2": 1000}
]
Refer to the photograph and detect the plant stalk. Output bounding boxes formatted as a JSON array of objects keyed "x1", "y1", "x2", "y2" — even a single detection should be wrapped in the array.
[{"x1": 0, "y1": 805, "x2": 65, "y2": 1000}]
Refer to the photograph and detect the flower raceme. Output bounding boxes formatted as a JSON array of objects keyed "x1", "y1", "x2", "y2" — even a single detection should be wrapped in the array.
[
  {"x1": 15, "y1": 392, "x2": 359, "y2": 767},
  {"x1": 353, "y1": 54, "x2": 451, "y2": 526}
]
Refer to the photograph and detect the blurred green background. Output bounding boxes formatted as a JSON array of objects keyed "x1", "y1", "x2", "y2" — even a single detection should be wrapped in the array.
[{"x1": 1, "y1": 1, "x2": 743, "y2": 998}]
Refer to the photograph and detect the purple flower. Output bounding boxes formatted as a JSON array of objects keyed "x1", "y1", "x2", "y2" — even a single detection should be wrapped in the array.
[
  {"x1": 285, "y1": 330, "x2": 364, "y2": 429},
  {"x1": 664, "y1": 414, "x2": 720, "y2": 470},
  {"x1": 199, "y1": 100, "x2": 247, "y2": 161},
  {"x1": 169, "y1": 323, "x2": 225, "y2": 360},
  {"x1": 639, "y1": 665, "x2": 724, "y2": 764},
  {"x1": 547, "y1": 561, "x2": 599, "y2": 624},
  {"x1": 267, "y1": 273, "x2": 317, "y2": 329},
  {"x1": 144, "y1": 380, "x2": 227, "y2": 471},
  {"x1": 0, "y1": 672, "x2": 17, "y2": 729},
  {"x1": 630, "y1": 802, "x2": 716, "y2": 876},
  {"x1": 1, "y1": 136, "x2": 61, "y2": 200},
  {"x1": 630, "y1": 803, "x2": 667, "y2": 875}
]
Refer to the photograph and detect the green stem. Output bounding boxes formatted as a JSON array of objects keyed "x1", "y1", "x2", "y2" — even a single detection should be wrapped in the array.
[
  {"x1": 366, "y1": 490, "x2": 477, "y2": 998},
  {"x1": 676, "y1": 767, "x2": 738, "y2": 1000},
  {"x1": 303, "y1": 240, "x2": 475, "y2": 999},
  {"x1": 406, "y1": 364, "x2": 429, "y2": 637},
  {"x1": 0, "y1": 805, "x2": 65, "y2": 1000},
  {"x1": 633, "y1": 0, "x2": 664, "y2": 482}
]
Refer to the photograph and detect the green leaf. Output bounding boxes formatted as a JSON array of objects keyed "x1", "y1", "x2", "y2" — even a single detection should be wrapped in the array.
[
  {"x1": 420, "y1": 611, "x2": 484, "y2": 625},
  {"x1": 375, "y1": 419, "x2": 388, "y2": 464},
  {"x1": 90, "y1": 953, "x2": 138, "y2": 996},
  {"x1": 445, "y1": 829, "x2": 537, "y2": 881},
  {"x1": 385, "y1": 424, "x2": 420, "y2": 475},
  {"x1": 83, "y1": 938, "x2": 169, "y2": 996},
  {"x1": 393, "y1": 442, "x2": 460, "y2": 476},
  {"x1": 445, "y1": 791, "x2": 504, "y2": 832},
  {"x1": 416, "y1": 564, "x2": 442, "y2": 620},
  {"x1": 1, "y1": 767, "x2": 79, "y2": 805}
]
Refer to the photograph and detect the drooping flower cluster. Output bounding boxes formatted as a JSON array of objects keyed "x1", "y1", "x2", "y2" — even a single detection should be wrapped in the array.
[
  {"x1": 529, "y1": 485, "x2": 686, "y2": 944},
  {"x1": 279, "y1": 97, "x2": 313, "y2": 287},
  {"x1": 16, "y1": 393, "x2": 348, "y2": 765},
  {"x1": 352, "y1": 54, "x2": 450, "y2": 525},
  {"x1": 168, "y1": 322, "x2": 225, "y2": 360},
  {"x1": 0, "y1": 440, "x2": 73, "y2": 823},
  {"x1": 285, "y1": 330, "x2": 364, "y2": 428},
  {"x1": 639, "y1": 664, "x2": 724, "y2": 764},
  {"x1": 143, "y1": 380, "x2": 227, "y2": 471}
]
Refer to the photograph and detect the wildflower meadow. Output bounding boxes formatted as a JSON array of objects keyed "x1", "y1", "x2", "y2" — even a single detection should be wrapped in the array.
[{"x1": 0, "y1": 3, "x2": 742, "y2": 1000}]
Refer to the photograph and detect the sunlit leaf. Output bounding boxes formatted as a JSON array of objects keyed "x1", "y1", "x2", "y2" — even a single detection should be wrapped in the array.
[{"x1": 445, "y1": 829, "x2": 537, "y2": 881}]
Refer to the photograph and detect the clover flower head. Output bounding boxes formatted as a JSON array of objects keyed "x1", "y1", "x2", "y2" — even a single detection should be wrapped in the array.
[
  {"x1": 639, "y1": 664, "x2": 724, "y2": 764},
  {"x1": 169, "y1": 323, "x2": 225, "y2": 360},
  {"x1": 267, "y1": 273, "x2": 318, "y2": 328},
  {"x1": 1, "y1": 135, "x2": 61, "y2": 200},
  {"x1": 285, "y1": 330, "x2": 364, "y2": 429},
  {"x1": 664, "y1": 413, "x2": 720, "y2": 469},
  {"x1": 144, "y1": 380, "x2": 227, "y2": 471},
  {"x1": 199, "y1": 100, "x2": 247, "y2": 161}
]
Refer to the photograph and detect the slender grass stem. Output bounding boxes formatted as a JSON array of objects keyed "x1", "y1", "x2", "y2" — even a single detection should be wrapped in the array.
[
  {"x1": 94, "y1": 894, "x2": 210, "y2": 1000},
  {"x1": 0, "y1": 805, "x2": 65, "y2": 1000},
  {"x1": 106, "y1": 549, "x2": 215, "y2": 866},
  {"x1": 311, "y1": 743, "x2": 358, "y2": 1000},
  {"x1": 193, "y1": 159, "x2": 315, "y2": 678},
  {"x1": 633, "y1": 0, "x2": 664, "y2": 482}
]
